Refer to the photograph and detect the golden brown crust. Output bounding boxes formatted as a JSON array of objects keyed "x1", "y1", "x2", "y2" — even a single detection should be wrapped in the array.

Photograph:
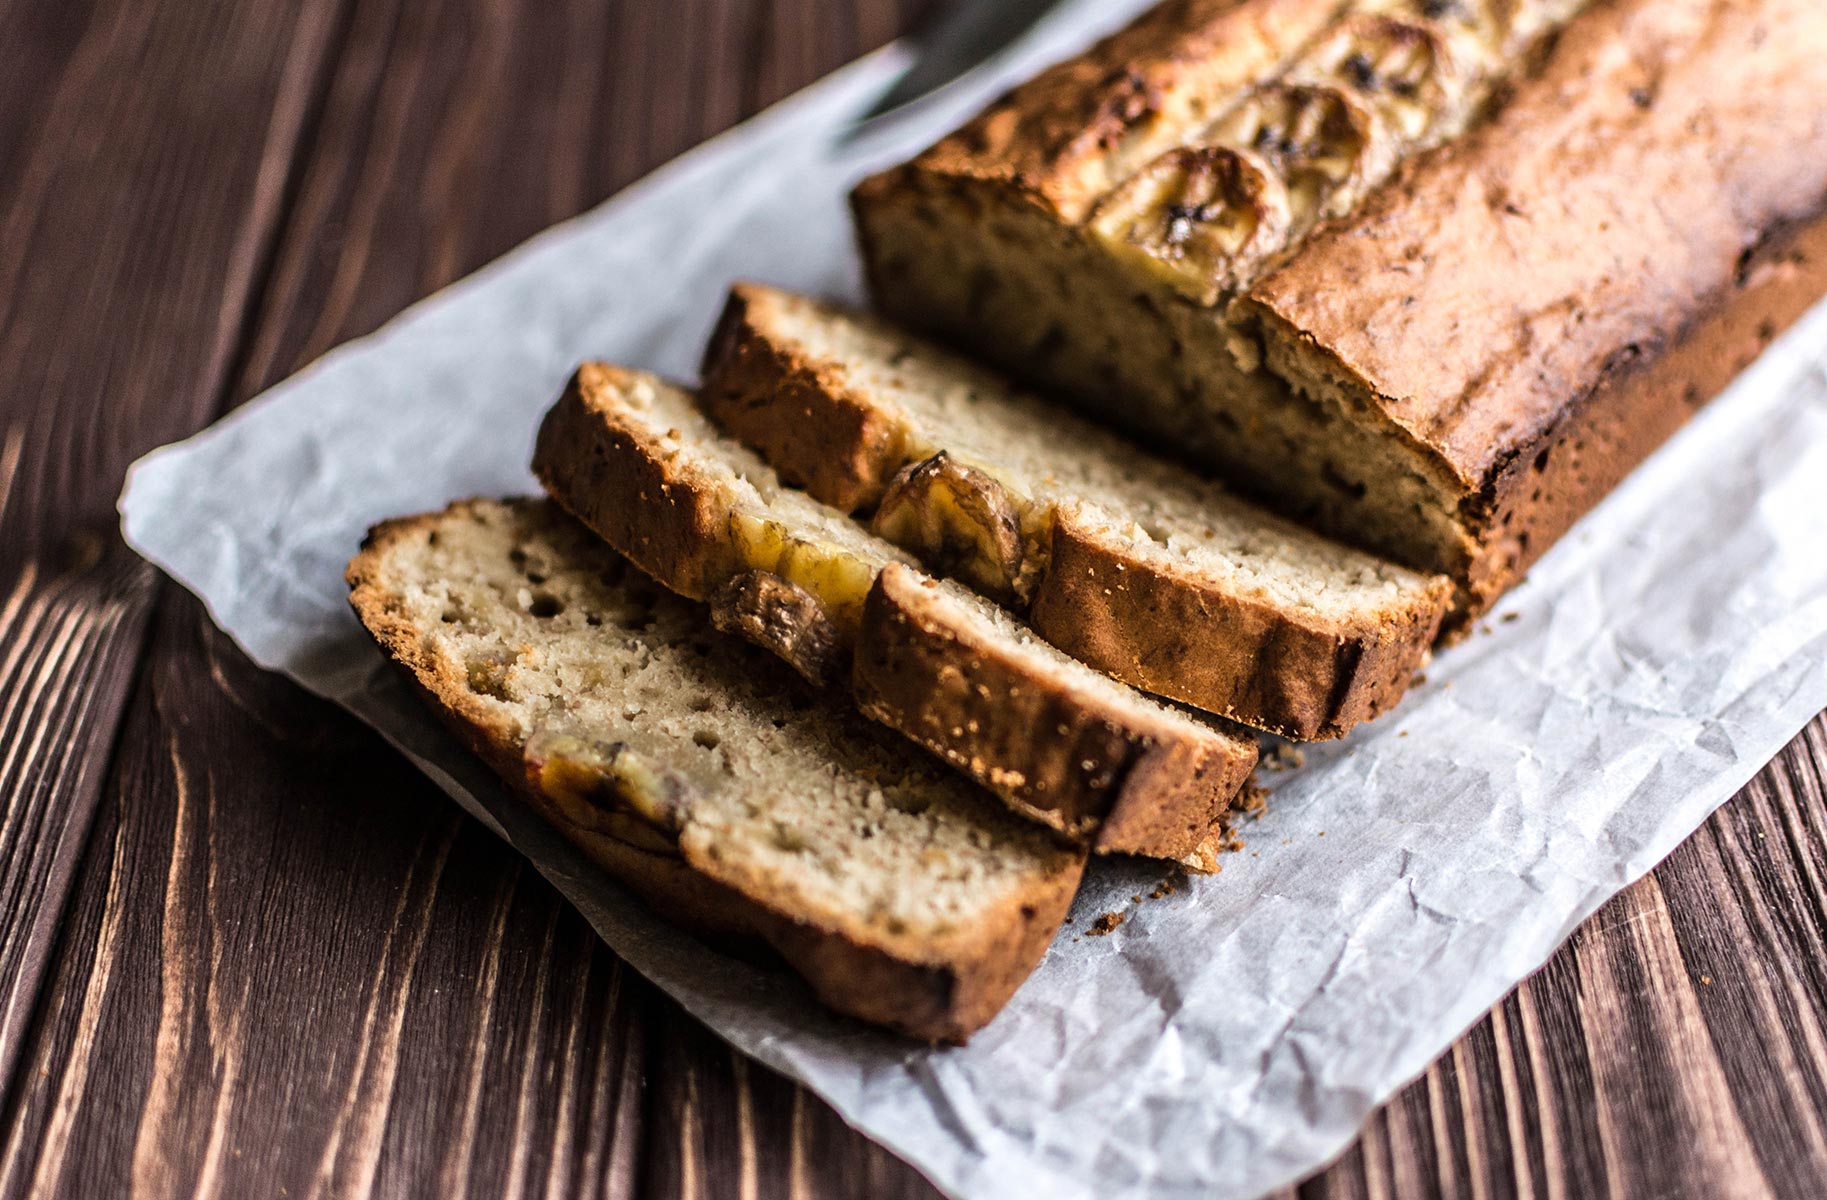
[
  {"x1": 859, "y1": 0, "x2": 1827, "y2": 630},
  {"x1": 1237, "y1": 0, "x2": 1827, "y2": 610},
  {"x1": 1244, "y1": 0, "x2": 1827, "y2": 490},
  {"x1": 1456, "y1": 210, "x2": 1827, "y2": 616},
  {"x1": 854, "y1": 564, "x2": 1259, "y2": 869},
  {"x1": 863, "y1": 0, "x2": 1344, "y2": 224},
  {"x1": 346, "y1": 502, "x2": 1081, "y2": 1043},
  {"x1": 1029, "y1": 505, "x2": 1449, "y2": 740},
  {"x1": 701, "y1": 287, "x2": 906, "y2": 513},
  {"x1": 533, "y1": 364, "x2": 739, "y2": 600}
]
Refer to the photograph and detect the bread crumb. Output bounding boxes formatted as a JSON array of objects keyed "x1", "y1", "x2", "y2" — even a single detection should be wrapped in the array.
[
  {"x1": 1701, "y1": 974, "x2": 1713, "y2": 985},
  {"x1": 1501, "y1": 611, "x2": 1521, "y2": 624},
  {"x1": 1411, "y1": 671, "x2": 1428, "y2": 687},
  {"x1": 1088, "y1": 912, "x2": 1125, "y2": 936},
  {"x1": 1149, "y1": 876, "x2": 1181, "y2": 900},
  {"x1": 1265, "y1": 745, "x2": 1304, "y2": 771}
]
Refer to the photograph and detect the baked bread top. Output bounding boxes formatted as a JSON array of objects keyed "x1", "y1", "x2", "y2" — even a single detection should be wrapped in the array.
[
  {"x1": 1238, "y1": 0, "x2": 1827, "y2": 493},
  {"x1": 874, "y1": 0, "x2": 1592, "y2": 303},
  {"x1": 903, "y1": 0, "x2": 1342, "y2": 224}
]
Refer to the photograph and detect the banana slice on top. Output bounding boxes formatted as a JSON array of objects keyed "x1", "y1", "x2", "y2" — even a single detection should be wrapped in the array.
[
  {"x1": 1204, "y1": 82, "x2": 1387, "y2": 235},
  {"x1": 1292, "y1": 15, "x2": 1472, "y2": 144},
  {"x1": 1085, "y1": 145, "x2": 1291, "y2": 305}
]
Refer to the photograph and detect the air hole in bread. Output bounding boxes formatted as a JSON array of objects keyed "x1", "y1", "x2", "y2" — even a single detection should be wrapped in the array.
[
  {"x1": 466, "y1": 654, "x2": 514, "y2": 700},
  {"x1": 693, "y1": 730, "x2": 721, "y2": 750},
  {"x1": 529, "y1": 594, "x2": 563, "y2": 618},
  {"x1": 771, "y1": 824, "x2": 812, "y2": 853}
]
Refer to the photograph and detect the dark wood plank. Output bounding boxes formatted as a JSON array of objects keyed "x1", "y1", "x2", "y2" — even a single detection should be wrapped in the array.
[{"x1": 0, "y1": 0, "x2": 352, "y2": 1096}]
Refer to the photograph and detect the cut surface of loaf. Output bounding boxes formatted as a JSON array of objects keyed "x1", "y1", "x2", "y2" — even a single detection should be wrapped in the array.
[
  {"x1": 855, "y1": 0, "x2": 1827, "y2": 625},
  {"x1": 532, "y1": 365, "x2": 1260, "y2": 868},
  {"x1": 346, "y1": 498, "x2": 1085, "y2": 1042},
  {"x1": 701, "y1": 285, "x2": 1450, "y2": 740}
]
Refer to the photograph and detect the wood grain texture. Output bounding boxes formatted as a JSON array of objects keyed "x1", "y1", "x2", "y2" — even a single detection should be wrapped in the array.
[
  {"x1": 1, "y1": 1, "x2": 1825, "y2": 1197},
  {"x1": 0, "y1": 0, "x2": 351, "y2": 1094}
]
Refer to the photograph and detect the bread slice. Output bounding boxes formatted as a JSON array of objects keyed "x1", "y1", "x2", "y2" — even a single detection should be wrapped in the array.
[
  {"x1": 346, "y1": 498, "x2": 1086, "y2": 1042},
  {"x1": 700, "y1": 285, "x2": 1450, "y2": 740},
  {"x1": 533, "y1": 365, "x2": 1260, "y2": 869},
  {"x1": 857, "y1": 564, "x2": 1257, "y2": 873}
]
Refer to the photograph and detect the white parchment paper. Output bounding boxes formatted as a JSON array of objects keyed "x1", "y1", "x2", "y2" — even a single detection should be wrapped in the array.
[{"x1": 118, "y1": 3, "x2": 1827, "y2": 1196}]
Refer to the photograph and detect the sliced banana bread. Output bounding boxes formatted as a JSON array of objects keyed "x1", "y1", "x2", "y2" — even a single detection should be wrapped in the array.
[
  {"x1": 700, "y1": 285, "x2": 1450, "y2": 740},
  {"x1": 347, "y1": 498, "x2": 1085, "y2": 1042},
  {"x1": 533, "y1": 366, "x2": 1260, "y2": 868}
]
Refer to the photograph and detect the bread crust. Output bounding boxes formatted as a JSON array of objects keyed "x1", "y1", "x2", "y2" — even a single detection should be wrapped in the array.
[
  {"x1": 1238, "y1": 0, "x2": 1827, "y2": 613},
  {"x1": 862, "y1": 0, "x2": 1343, "y2": 224},
  {"x1": 855, "y1": 0, "x2": 1827, "y2": 629},
  {"x1": 533, "y1": 363, "x2": 741, "y2": 600},
  {"x1": 347, "y1": 502, "x2": 1082, "y2": 1043},
  {"x1": 1456, "y1": 211, "x2": 1827, "y2": 614},
  {"x1": 702, "y1": 287, "x2": 907, "y2": 512},
  {"x1": 1030, "y1": 504, "x2": 1448, "y2": 741},
  {"x1": 855, "y1": 564, "x2": 1259, "y2": 870}
]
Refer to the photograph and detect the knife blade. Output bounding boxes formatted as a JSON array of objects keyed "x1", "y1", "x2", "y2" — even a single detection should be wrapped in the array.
[{"x1": 851, "y1": 0, "x2": 1067, "y2": 130}]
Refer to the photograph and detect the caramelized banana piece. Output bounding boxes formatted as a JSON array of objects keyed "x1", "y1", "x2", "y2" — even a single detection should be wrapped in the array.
[
  {"x1": 1205, "y1": 83, "x2": 1386, "y2": 234},
  {"x1": 522, "y1": 729, "x2": 693, "y2": 855},
  {"x1": 710, "y1": 570, "x2": 847, "y2": 686},
  {"x1": 1365, "y1": 0, "x2": 1504, "y2": 49},
  {"x1": 870, "y1": 452, "x2": 1033, "y2": 607},
  {"x1": 1291, "y1": 15, "x2": 1471, "y2": 143},
  {"x1": 1085, "y1": 145, "x2": 1291, "y2": 305},
  {"x1": 1371, "y1": 0, "x2": 1590, "y2": 57},
  {"x1": 724, "y1": 512, "x2": 880, "y2": 636}
]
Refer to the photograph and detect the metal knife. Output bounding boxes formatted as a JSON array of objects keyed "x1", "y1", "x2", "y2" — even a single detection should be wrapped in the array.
[{"x1": 852, "y1": 0, "x2": 1067, "y2": 129}]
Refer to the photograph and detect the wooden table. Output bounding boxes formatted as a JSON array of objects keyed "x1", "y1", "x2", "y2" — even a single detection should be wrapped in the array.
[{"x1": 3, "y1": 2, "x2": 1825, "y2": 1196}]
